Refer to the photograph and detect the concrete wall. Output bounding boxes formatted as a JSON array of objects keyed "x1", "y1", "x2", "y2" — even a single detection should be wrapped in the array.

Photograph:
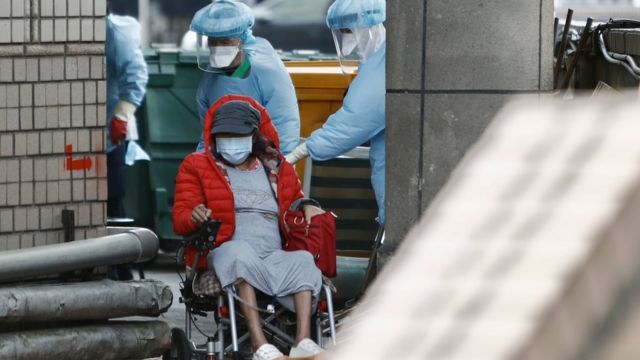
[
  {"x1": 0, "y1": 0, "x2": 107, "y2": 250},
  {"x1": 386, "y1": 0, "x2": 555, "y2": 245}
]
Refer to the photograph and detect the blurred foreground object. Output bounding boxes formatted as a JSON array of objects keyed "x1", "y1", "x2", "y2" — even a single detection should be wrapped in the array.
[{"x1": 332, "y1": 95, "x2": 640, "y2": 359}]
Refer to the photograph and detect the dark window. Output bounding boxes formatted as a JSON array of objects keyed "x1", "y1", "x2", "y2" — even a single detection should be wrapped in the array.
[{"x1": 255, "y1": 0, "x2": 333, "y2": 25}]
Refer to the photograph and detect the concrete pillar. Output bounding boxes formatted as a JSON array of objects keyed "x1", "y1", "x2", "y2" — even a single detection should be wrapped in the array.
[{"x1": 386, "y1": 0, "x2": 554, "y2": 246}]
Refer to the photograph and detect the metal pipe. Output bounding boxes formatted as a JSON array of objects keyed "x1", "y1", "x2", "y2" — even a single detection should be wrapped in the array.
[
  {"x1": 185, "y1": 306, "x2": 191, "y2": 340},
  {"x1": 0, "y1": 321, "x2": 171, "y2": 360},
  {"x1": 324, "y1": 284, "x2": 337, "y2": 346},
  {"x1": 610, "y1": 53, "x2": 640, "y2": 74},
  {"x1": 553, "y1": 17, "x2": 559, "y2": 45},
  {"x1": 598, "y1": 33, "x2": 640, "y2": 80},
  {"x1": 106, "y1": 226, "x2": 144, "y2": 235},
  {"x1": 0, "y1": 279, "x2": 172, "y2": 325},
  {"x1": 316, "y1": 316, "x2": 324, "y2": 348},
  {"x1": 260, "y1": 317, "x2": 296, "y2": 345},
  {"x1": 0, "y1": 228, "x2": 158, "y2": 283},
  {"x1": 224, "y1": 312, "x2": 274, "y2": 353},
  {"x1": 217, "y1": 296, "x2": 226, "y2": 360},
  {"x1": 361, "y1": 226, "x2": 385, "y2": 298},
  {"x1": 554, "y1": 9, "x2": 574, "y2": 89},
  {"x1": 62, "y1": 209, "x2": 75, "y2": 242},
  {"x1": 227, "y1": 291, "x2": 240, "y2": 352},
  {"x1": 224, "y1": 332, "x2": 250, "y2": 353},
  {"x1": 560, "y1": 17, "x2": 594, "y2": 90}
]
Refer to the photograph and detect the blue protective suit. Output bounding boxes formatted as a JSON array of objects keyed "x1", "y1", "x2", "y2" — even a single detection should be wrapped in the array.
[
  {"x1": 306, "y1": 43, "x2": 386, "y2": 224},
  {"x1": 196, "y1": 37, "x2": 300, "y2": 155},
  {"x1": 106, "y1": 15, "x2": 149, "y2": 153}
]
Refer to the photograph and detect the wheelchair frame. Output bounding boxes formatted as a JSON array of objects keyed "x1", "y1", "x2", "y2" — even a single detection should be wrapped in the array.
[{"x1": 165, "y1": 219, "x2": 337, "y2": 360}]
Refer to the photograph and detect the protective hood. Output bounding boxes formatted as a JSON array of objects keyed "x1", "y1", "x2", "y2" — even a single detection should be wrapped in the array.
[
  {"x1": 202, "y1": 94, "x2": 280, "y2": 156},
  {"x1": 190, "y1": 0, "x2": 255, "y2": 39},
  {"x1": 326, "y1": 0, "x2": 386, "y2": 30}
]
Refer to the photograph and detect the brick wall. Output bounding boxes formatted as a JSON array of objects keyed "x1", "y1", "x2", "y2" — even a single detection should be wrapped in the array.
[{"x1": 0, "y1": 0, "x2": 107, "y2": 250}]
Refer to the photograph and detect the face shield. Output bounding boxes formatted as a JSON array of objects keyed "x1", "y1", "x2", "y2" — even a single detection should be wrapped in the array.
[
  {"x1": 331, "y1": 28, "x2": 360, "y2": 75},
  {"x1": 195, "y1": 36, "x2": 243, "y2": 73},
  {"x1": 331, "y1": 24, "x2": 386, "y2": 74}
]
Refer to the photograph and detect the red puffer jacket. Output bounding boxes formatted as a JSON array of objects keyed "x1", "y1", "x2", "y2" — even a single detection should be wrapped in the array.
[{"x1": 173, "y1": 94, "x2": 303, "y2": 270}]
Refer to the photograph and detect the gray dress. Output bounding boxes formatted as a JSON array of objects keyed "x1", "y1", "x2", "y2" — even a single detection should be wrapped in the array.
[{"x1": 207, "y1": 161, "x2": 322, "y2": 310}]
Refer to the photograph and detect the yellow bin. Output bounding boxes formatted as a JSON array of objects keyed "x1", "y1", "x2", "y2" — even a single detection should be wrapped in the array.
[
  {"x1": 286, "y1": 60, "x2": 356, "y2": 137},
  {"x1": 286, "y1": 61, "x2": 356, "y2": 179}
]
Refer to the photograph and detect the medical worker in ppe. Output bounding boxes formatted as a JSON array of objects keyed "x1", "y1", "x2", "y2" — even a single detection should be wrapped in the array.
[
  {"x1": 190, "y1": 0, "x2": 300, "y2": 155},
  {"x1": 286, "y1": 0, "x2": 386, "y2": 224},
  {"x1": 105, "y1": 12, "x2": 149, "y2": 282},
  {"x1": 106, "y1": 14, "x2": 149, "y2": 219}
]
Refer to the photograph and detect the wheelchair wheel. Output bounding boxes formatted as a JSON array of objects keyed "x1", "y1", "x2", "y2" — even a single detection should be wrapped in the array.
[{"x1": 162, "y1": 328, "x2": 192, "y2": 360}]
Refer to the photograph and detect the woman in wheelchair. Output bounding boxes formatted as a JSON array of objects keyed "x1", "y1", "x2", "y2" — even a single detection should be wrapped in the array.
[{"x1": 173, "y1": 95, "x2": 326, "y2": 360}]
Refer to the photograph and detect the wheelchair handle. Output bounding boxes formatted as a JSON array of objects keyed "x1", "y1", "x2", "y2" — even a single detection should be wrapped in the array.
[
  {"x1": 184, "y1": 219, "x2": 222, "y2": 251},
  {"x1": 183, "y1": 219, "x2": 222, "y2": 280}
]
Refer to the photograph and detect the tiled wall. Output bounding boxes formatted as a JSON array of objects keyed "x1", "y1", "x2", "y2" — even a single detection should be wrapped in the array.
[{"x1": 0, "y1": 0, "x2": 107, "y2": 250}]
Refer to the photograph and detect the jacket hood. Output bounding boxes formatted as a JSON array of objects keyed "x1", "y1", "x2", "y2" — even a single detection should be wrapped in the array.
[{"x1": 203, "y1": 94, "x2": 280, "y2": 154}]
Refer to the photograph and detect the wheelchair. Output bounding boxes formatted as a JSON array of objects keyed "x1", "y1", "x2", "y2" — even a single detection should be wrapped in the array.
[{"x1": 163, "y1": 219, "x2": 337, "y2": 360}]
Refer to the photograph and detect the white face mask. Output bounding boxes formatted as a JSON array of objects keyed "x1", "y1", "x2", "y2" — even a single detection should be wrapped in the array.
[
  {"x1": 341, "y1": 33, "x2": 357, "y2": 56},
  {"x1": 216, "y1": 136, "x2": 253, "y2": 165},
  {"x1": 209, "y1": 46, "x2": 240, "y2": 68}
]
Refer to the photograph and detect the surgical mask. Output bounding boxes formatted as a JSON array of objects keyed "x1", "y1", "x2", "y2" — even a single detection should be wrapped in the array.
[
  {"x1": 341, "y1": 33, "x2": 357, "y2": 56},
  {"x1": 209, "y1": 46, "x2": 240, "y2": 68},
  {"x1": 216, "y1": 136, "x2": 253, "y2": 165}
]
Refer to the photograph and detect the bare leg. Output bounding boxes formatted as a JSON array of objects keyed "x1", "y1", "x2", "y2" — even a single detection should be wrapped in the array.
[
  {"x1": 293, "y1": 290, "x2": 312, "y2": 344},
  {"x1": 236, "y1": 281, "x2": 268, "y2": 351}
]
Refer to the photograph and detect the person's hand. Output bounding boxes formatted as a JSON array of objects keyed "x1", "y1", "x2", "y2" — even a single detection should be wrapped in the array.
[
  {"x1": 285, "y1": 143, "x2": 309, "y2": 165},
  {"x1": 109, "y1": 117, "x2": 128, "y2": 145},
  {"x1": 303, "y1": 204, "x2": 325, "y2": 224},
  {"x1": 191, "y1": 204, "x2": 212, "y2": 225},
  {"x1": 110, "y1": 100, "x2": 137, "y2": 145}
]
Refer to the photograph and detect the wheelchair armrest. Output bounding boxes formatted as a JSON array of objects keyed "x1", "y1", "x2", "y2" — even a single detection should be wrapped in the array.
[{"x1": 322, "y1": 275, "x2": 337, "y2": 294}]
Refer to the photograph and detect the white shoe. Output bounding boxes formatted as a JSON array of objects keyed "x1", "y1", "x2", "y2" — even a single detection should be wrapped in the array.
[
  {"x1": 253, "y1": 343, "x2": 285, "y2": 360},
  {"x1": 289, "y1": 338, "x2": 324, "y2": 358}
]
